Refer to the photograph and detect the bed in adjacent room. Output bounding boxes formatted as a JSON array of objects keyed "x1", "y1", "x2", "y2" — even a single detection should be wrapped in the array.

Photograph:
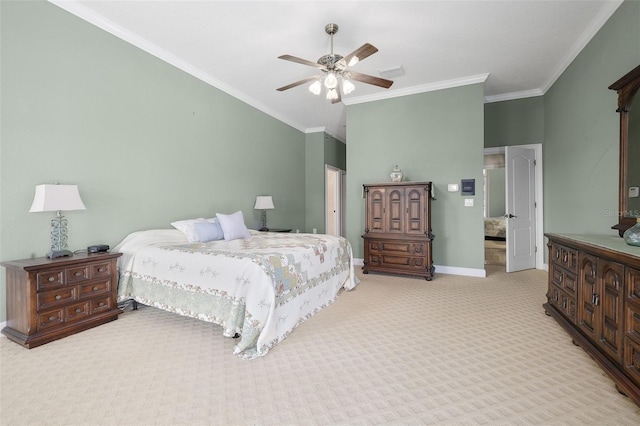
[
  {"x1": 113, "y1": 215, "x2": 356, "y2": 359},
  {"x1": 484, "y1": 216, "x2": 506, "y2": 240}
]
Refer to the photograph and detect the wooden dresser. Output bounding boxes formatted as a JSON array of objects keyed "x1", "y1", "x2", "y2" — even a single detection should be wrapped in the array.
[
  {"x1": 362, "y1": 182, "x2": 434, "y2": 280},
  {"x1": 1, "y1": 252, "x2": 122, "y2": 348},
  {"x1": 544, "y1": 233, "x2": 640, "y2": 406}
]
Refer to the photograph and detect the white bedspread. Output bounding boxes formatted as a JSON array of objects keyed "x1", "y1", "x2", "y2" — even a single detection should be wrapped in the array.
[{"x1": 114, "y1": 229, "x2": 356, "y2": 359}]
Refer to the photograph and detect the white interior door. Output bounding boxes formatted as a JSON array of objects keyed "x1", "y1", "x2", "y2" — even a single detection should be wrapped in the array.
[
  {"x1": 505, "y1": 146, "x2": 536, "y2": 272},
  {"x1": 325, "y1": 166, "x2": 343, "y2": 237}
]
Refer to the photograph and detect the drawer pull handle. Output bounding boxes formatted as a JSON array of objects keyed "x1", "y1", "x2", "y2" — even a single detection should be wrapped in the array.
[
  {"x1": 55, "y1": 295, "x2": 62, "y2": 300},
  {"x1": 48, "y1": 316, "x2": 55, "y2": 321},
  {"x1": 558, "y1": 274, "x2": 563, "y2": 284},
  {"x1": 98, "y1": 268, "x2": 105, "y2": 272},
  {"x1": 93, "y1": 286, "x2": 99, "y2": 291},
  {"x1": 75, "y1": 271, "x2": 82, "y2": 277},
  {"x1": 75, "y1": 308, "x2": 81, "y2": 313},
  {"x1": 98, "y1": 302, "x2": 105, "y2": 307},
  {"x1": 48, "y1": 277, "x2": 55, "y2": 282}
]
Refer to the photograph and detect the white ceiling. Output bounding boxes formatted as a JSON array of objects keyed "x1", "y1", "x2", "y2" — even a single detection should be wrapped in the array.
[{"x1": 51, "y1": 0, "x2": 623, "y2": 142}]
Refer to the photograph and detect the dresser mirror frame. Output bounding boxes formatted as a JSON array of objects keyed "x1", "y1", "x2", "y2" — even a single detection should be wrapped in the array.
[{"x1": 609, "y1": 64, "x2": 640, "y2": 236}]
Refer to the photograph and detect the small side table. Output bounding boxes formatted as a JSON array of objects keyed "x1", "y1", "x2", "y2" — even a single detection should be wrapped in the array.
[{"x1": 259, "y1": 228, "x2": 292, "y2": 233}]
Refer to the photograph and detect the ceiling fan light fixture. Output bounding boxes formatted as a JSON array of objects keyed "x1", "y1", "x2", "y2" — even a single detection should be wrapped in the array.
[
  {"x1": 342, "y1": 79, "x2": 355, "y2": 95},
  {"x1": 309, "y1": 80, "x2": 322, "y2": 95},
  {"x1": 348, "y1": 56, "x2": 359, "y2": 67},
  {"x1": 324, "y1": 72, "x2": 338, "y2": 89},
  {"x1": 326, "y1": 88, "x2": 339, "y2": 100}
]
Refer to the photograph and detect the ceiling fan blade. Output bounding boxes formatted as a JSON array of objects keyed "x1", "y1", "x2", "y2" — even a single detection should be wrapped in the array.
[
  {"x1": 276, "y1": 75, "x2": 319, "y2": 91},
  {"x1": 347, "y1": 70, "x2": 394, "y2": 89},
  {"x1": 278, "y1": 54, "x2": 325, "y2": 69},
  {"x1": 337, "y1": 43, "x2": 378, "y2": 68}
]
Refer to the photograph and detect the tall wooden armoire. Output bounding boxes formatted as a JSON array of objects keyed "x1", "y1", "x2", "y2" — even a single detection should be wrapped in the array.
[{"x1": 362, "y1": 182, "x2": 434, "y2": 280}]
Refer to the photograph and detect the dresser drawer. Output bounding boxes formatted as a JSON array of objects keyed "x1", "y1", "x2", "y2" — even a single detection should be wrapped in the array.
[
  {"x1": 367, "y1": 240, "x2": 426, "y2": 256},
  {"x1": 551, "y1": 263, "x2": 577, "y2": 296},
  {"x1": 79, "y1": 280, "x2": 111, "y2": 299},
  {"x1": 66, "y1": 265, "x2": 90, "y2": 283},
  {"x1": 550, "y1": 243, "x2": 578, "y2": 274},
  {"x1": 66, "y1": 301, "x2": 90, "y2": 322},
  {"x1": 37, "y1": 308, "x2": 64, "y2": 330},
  {"x1": 37, "y1": 287, "x2": 77, "y2": 311},
  {"x1": 90, "y1": 296, "x2": 113, "y2": 314},
  {"x1": 90, "y1": 261, "x2": 112, "y2": 279},
  {"x1": 36, "y1": 269, "x2": 65, "y2": 291}
]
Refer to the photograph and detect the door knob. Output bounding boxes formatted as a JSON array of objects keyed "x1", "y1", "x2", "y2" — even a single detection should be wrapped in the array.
[{"x1": 505, "y1": 214, "x2": 517, "y2": 218}]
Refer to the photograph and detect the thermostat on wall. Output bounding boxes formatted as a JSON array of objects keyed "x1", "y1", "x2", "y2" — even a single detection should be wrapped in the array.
[
  {"x1": 630, "y1": 187, "x2": 640, "y2": 198},
  {"x1": 461, "y1": 179, "x2": 475, "y2": 196}
]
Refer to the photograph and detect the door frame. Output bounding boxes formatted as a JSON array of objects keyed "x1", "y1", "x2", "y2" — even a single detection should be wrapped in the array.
[{"x1": 484, "y1": 143, "x2": 544, "y2": 269}]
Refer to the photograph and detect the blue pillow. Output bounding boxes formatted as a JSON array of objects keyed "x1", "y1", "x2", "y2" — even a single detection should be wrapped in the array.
[{"x1": 194, "y1": 221, "x2": 224, "y2": 242}]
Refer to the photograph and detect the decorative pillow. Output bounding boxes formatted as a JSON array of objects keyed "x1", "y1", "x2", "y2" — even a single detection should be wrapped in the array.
[
  {"x1": 194, "y1": 220, "x2": 224, "y2": 242},
  {"x1": 170, "y1": 218, "x2": 208, "y2": 242},
  {"x1": 216, "y1": 211, "x2": 251, "y2": 241}
]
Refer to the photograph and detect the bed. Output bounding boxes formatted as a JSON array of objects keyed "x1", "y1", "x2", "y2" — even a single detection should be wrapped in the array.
[
  {"x1": 484, "y1": 216, "x2": 506, "y2": 240},
  {"x1": 113, "y1": 228, "x2": 356, "y2": 359}
]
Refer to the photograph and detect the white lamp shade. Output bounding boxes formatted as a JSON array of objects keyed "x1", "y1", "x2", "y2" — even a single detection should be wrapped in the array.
[
  {"x1": 29, "y1": 184, "x2": 86, "y2": 212},
  {"x1": 254, "y1": 195, "x2": 275, "y2": 210}
]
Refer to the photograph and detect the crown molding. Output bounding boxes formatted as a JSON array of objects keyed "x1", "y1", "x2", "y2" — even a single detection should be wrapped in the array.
[
  {"x1": 305, "y1": 127, "x2": 326, "y2": 134},
  {"x1": 483, "y1": 89, "x2": 544, "y2": 104},
  {"x1": 47, "y1": 0, "x2": 309, "y2": 134},
  {"x1": 342, "y1": 74, "x2": 490, "y2": 106}
]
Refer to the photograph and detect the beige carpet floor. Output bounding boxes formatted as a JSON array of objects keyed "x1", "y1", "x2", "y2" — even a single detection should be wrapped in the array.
[{"x1": 2, "y1": 266, "x2": 640, "y2": 425}]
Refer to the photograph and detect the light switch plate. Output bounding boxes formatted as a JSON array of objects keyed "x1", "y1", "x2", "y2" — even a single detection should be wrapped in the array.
[
  {"x1": 629, "y1": 187, "x2": 640, "y2": 198},
  {"x1": 447, "y1": 183, "x2": 459, "y2": 192},
  {"x1": 464, "y1": 198, "x2": 474, "y2": 207}
]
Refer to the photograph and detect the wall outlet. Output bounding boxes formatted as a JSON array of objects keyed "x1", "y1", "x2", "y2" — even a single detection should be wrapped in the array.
[{"x1": 464, "y1": 198, "x2": 474, "y2": 207}]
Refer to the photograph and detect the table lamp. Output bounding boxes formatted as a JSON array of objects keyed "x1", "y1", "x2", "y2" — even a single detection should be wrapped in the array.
[{"x1": 254, "y1": 195, "x2": 275, "y2": 231}]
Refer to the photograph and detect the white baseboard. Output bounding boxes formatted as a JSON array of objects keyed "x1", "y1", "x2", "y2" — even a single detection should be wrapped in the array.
[
  {"x1": 0, "y1": 321, "x2": 6, "y2": 335},
  {"x1": 353, "y1": 258, "x2": 486, "y2": 278}
]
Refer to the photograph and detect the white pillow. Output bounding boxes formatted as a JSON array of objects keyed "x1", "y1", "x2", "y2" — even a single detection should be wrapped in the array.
[
  {"x1": 216, "y1": 211, "x2": 251, "y2": 241},
  {"x1": 170, "y1": 218, "x2": 208, "y2": 242}
]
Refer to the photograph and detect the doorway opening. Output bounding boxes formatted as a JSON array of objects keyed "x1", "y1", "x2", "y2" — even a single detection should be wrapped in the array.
[
  {"x1": 484, "y1": 144, "x2": 544, "y2": 272},
  {"x1": 325, "y1": 165, "x2": 346, "y2": 237}
]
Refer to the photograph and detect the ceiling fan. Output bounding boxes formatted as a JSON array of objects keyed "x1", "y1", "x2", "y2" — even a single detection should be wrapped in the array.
[{"x1": 276, "y1": 23, "x2": 394, "y2": 104}]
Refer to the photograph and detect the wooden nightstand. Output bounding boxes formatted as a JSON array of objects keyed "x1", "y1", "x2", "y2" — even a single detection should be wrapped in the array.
[
  {"x1": 1, "y1": 252, "x2": 123, "y2": 348},
  {"x1": 259, "y1": 228, "x2": 292, "y2": 233}
]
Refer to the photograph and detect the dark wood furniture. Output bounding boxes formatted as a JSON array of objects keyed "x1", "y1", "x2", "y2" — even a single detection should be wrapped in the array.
[
  {"x1": 544, "y1": 233, "x2": 640, "y2": 406},
  {"x1": 609, "y1": 65, "x2": 640, "y2": 236},
  {"x1": 259, "y1": 228, "x2": 292, "y2": 233},
  {"x1": 1, "y1": 252, "x2": 122, "y2": 348},
  {"x1": 362, "y1": 182, "x2": 434, "y2": 280}
]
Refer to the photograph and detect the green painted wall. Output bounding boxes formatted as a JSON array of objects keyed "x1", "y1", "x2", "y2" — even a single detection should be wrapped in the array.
[
  {"x1": 305, "y1": 132, "x2": 346, "y2": 234},
  {"x1": 346, "y1": 84, "x2": 486, "y2": 270},
  {"x1": 0, "y1": 1, "x2": 306, "y2": 322},
  {"x1": 484, "y1": 96, "x2": 544, "y2": 148},
  {"x1": 544, "y1": 0, "x2": 640, "y2": 235}
]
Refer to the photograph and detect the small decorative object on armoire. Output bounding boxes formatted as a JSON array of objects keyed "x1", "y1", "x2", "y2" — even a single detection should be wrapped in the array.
[
  {"x1": 390, "y1": 165, "x2": 403, "y2": 182},
  {"x1": 29, "y1": 184, "x2": 86, "y2": 259},
  {"x1": 362, "y1": 181, "x2": 434, "y2": 280},
  {"x1": 623, "y1": 217, "x2": 640, "y2": 246},
  {"x1": 254, "y1": 195, "x2": 275, "y2": 231}
]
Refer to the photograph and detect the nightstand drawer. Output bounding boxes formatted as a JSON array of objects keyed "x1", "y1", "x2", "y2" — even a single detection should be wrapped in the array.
[
  {"x1": 36, "y1": 270, "x2": 65, "y2": 291},
  {"x1": 37, "y1": 287, "x2": 77, "y2": 311}
]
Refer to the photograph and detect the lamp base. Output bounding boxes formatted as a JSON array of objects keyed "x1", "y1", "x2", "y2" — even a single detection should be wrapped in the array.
[{"x1": 47, "y1": 249, "x2": 74, "y2": 259}]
